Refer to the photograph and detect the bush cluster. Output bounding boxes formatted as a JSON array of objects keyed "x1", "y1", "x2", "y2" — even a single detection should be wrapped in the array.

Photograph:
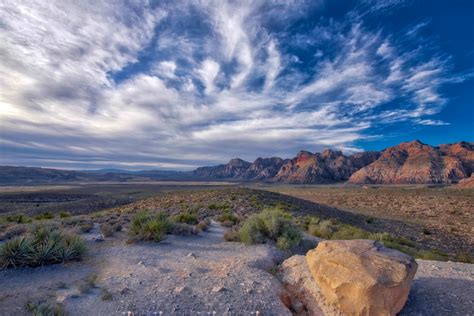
[
  {"x1": 0, "y1": 225, "x2": 86, "y2": 268},
  {"x1": 170, "y1": 211, "x2": 199, "y2": 225},
  {"x1": 128, "y1": 211, "x2": 170, "y2": 242},
  {"x1": 237, "y1": 208, "x2": 302, "y2": 250},
  {"x1": 297, "y1": 215, "x2": 449, "y2": 261}
]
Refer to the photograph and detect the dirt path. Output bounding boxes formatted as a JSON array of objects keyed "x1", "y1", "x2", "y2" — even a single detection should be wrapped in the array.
[
  {"x1": 1, "y1": 222, "x2": 473, "y2": 315},
  {"x1": 0, "y1": 222, "x2": 291, "y2": 315}
]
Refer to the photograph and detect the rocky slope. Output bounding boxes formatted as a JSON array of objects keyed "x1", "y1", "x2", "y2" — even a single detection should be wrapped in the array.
[{"x1": 349, "y1": 141, "x2": 473, "y2": 184}]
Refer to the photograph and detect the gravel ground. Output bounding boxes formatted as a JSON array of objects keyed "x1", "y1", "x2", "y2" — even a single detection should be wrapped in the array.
[
  {"x1": 401, "y1": 260, "x2": 474, "y2": 315},
  {"x1": 0, "y1": 222, "x2": 473, "y2": 315}
]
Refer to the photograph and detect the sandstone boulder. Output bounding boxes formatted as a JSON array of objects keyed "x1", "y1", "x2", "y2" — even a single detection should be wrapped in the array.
[{"x1": 307, "y1": 240, "x2": 417, "y2": 316}]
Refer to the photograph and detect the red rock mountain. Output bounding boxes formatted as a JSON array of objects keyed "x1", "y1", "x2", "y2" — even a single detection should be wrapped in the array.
[
  {"x1": 348, "y1": 141, "x2": 473, "y2": 184},
  {"x1": 274, "y1": 149, "x2": 380, "y2": 183},
  {"x1": 193, "y1": 141, "x2": 473, "y2": 184}
]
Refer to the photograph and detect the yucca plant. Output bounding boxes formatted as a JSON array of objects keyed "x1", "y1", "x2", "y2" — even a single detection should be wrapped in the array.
[
  {"x1": 0, "y1": 224, "x2": 86, "y2": 269},
  {"x1": 0, "y1": 236, "x2": 32, "y2": 268},
  {"x1": 58, "y1": 235, "x2": 86, "y2": 262}
]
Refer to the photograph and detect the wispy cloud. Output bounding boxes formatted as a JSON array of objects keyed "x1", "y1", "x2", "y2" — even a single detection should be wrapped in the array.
[{"x1": 0, "y1": 0, "x2": 469, "y2": 169}]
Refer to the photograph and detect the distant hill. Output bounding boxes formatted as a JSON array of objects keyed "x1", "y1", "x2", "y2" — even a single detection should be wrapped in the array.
[
  {"x1": 0, "y1": 166, "x2": 190, "y2": 185},
  {"x1": 1, "y1": 141, "x2": 472, "y2": 185}
]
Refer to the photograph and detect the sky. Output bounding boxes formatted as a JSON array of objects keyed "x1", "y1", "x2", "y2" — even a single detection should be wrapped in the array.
[{"x1": 0, "y1": 0, "x2": 473, "y2": 170}]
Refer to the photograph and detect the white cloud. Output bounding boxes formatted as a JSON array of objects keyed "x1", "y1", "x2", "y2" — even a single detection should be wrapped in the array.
[{"x1": 0, "y1": 0, "x2": 465, "y2": 169}]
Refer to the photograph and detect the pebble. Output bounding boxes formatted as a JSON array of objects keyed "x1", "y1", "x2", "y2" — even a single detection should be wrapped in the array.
[
  {"x1": 211, "y1": 286, "x2": 225, "y2": 293},
  {"x1": 187, "y1": 252, "x2": 197, "y2": 259}
]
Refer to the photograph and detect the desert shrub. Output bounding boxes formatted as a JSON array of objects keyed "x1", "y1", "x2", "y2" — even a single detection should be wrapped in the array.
[
  {"x1": 26, "y1": 301, "x2": 65, "y2": 316},
  {"x1": 218, "y1": 210, "x2": 238, "y2": 226},
  {"x1": 59, "y1": 212, "x2": 71, "y2": 219},
  {"x1": 308, "y1": 220, "x2": 337, "y2": 239},
  {"x1": 101, "y1": 288, "x2": 113, "y2": 301},
  {"x1": 455, "y1": 251, "x2": 473, "y2": 264},
  {"x1": 208, "y1": 203, "x2": 230, "y2": 212},
  {"x1": 331, "y1": 225, "x2": 371, "y2": 240},
  {"x1": 295, "y1": 215, "x2": 320, "y2": 231},
  {"x1": 224, "y1": 229, "x2": 240, "y2": 242},
  {"x1": 196, "y1": 219, "x2": 210, "y2": 232},
  {"x1": 237, "y1": 208, "x2": 302, "y2": 249},
  {"x1": 35, "y1": 212, "x2": 54, "y2": 220},
  {"x1": 0, "y1": 225, "x2": 85, "y2": 268},
  {"x1": 6, "y1": 214, "x2": 32, "y2": 224},
  {"x1": 417, "y1": 249, "x2": 448, "y2": 261},
  {"x1": 100, "y1": 223, "x2": 117, "y2": 237},
  {"x1": 171, "y1": 211, "x2": 198, "y2": 225},
  {"x1": 128, "y1": 211, "x2": 170, "y2": 242},
  {"x1": 239, "y1": 215, "x2": 267, "y2": 245},
  {"x1": 169, "y1": 222, "x2": 198, "y2": 235},
  {"x1": 79, "y1": 222, "x2": 94, "y2": 233}
]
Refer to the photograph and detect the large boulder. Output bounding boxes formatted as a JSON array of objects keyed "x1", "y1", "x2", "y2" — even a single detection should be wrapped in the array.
[{"x1": 307, "y1": 240, "x2": 417, "y2": 316}]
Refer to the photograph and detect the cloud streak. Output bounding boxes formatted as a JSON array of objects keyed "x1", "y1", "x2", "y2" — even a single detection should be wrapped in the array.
[{"x1": 0, "y1": 0, "x2": 469, "y2": 170}]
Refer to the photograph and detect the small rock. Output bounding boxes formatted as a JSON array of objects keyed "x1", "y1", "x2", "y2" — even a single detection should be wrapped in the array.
[
  {"x1": 174, "y1": 286, "x2": 187, "y2": 294},
  {"x1": 120, "y1": 287, "x2": 131, "y2": 295},
  {"x1": 137, "y1": 261, "x2": 145, "y2": 266},
  {"x1": 94, "y1": 235, "x2": 104, "y2": 242},
  {"x1": 187, "y1": 252, "x2": 197, "y2": 259},
  {"x1": 211, "y1": 286, "x2": 225, "y2": 293}
]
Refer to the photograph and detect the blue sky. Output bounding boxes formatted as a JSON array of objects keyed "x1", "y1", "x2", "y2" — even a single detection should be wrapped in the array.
[{"x1": 0, "y1": 0, "x2": 473, "y2": 170}]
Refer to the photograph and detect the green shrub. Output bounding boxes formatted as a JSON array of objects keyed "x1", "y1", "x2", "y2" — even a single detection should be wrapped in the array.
[
  {"x1": 0, "y1": 225, "x2": 85, "y2": 269},
  {"x1": 218, "y1": 210, "x2": 238, "y2": 226},
  {"x1": 79, "y1": 222, "x2": 94, "y2": 233},
  {"x1": 100, "y1": 223, "x2": 115, "y2": 237},
  {"x1": 237, "y1": 208, "x2": 302, "y2": 250},
  {"x1": 128, "y1": 211, "x2": 170, "y2": 242},
  {"x1": 224, "y1": 229, "x2": 240, "y2": 242},
  {"x1": 417, "y1": 249, "x2": 448, "y2": 261},
  {"x1": 59, "y1": 212, "x2": 71, "y2": 219},
  {"x1": 171, "y1": 212, "x2": 198, "y2": 225},
  {"x1": 101, "y1": 288, "x2": 113, "y2": 301},
  {"x1": 35, "y1": 212, "x2": 54, "y2": 220},
  {"x1": 208, "y1": 203, "x2": 230, "y2": 212},
  {"x1": 6, "y1": 214, "x2": 32, "y2": 224},
  {"x1": 0, "y1": 236, "x2": 31, "y2": 268},
  {"x1": 26, "y1": 301, "x2": 65, "y2": 316},
  {"x1": 239, "y1": 215, "x2": 267, "y2": 245},
  {"x1": 455, "y1": 251, "x2": 473, "y2": 263}
]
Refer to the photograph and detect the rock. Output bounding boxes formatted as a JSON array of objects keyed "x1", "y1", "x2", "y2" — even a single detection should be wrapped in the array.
[
  {"x1": 280, "y1": 255, "x2": 334, "y2": 316},
  {"x1": 174, "y1": 286, "x2": 188, "y2": 294},
  {"x1": 137, "y1": 261, "x2": 145, "y2": 266},
  {"x1": 94, "y1": 235, "x2": 104, "y2": 242},
  {"x1": 307, "y1": 240, "x2": 417, "y2": 315},
  {"x1": 187, "y1": 252, "x2": 196, "y2": 259},
  {"x1": 211, "y1": 286, "x2": 225, "y2": 293}
]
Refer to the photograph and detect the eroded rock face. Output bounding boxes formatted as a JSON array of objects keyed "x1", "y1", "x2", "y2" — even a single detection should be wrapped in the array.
[
  {"x1": 349, "y1": 140, "x2": 473, "y2": 184},
  {"x1": 306, "y1": 240, "x2": 417, "y2": 316}
]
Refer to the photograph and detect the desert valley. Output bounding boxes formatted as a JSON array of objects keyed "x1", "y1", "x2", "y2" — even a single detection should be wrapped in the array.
[
  {"x1": 1, "y1": 0, "x2": 473, "y2": 315},
  {"x1": 0, "y1": 140, "x2": 473, "y2": 315}
]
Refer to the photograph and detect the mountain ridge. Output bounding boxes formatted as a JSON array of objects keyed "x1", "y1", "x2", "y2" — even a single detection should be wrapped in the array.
[{"x1": 1, "y1": 141, "x2": 472, "y2": 185}]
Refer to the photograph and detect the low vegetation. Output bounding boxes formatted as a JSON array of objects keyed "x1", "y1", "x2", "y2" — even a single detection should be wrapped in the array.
[
  {"x1": 232, "y1": 207, "x2": 302, "y2": 250},
  {"x1": 296, "y1": 215, "x2": 449, "y2": 261},
  {"x1": 0, "y1": 224, "x2": 86, "y2": 268},
  {"x1": 26, "y1": 301, "x2": 65, "y2": 316},
  {"x1": 128, "y1": 211, "x2": 170, "y2": 242}
]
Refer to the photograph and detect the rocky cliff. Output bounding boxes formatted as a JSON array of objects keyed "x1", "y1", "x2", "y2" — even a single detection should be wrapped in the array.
[
  {"x1": 193, "y1": 141, "x2": 473, "y2": 184},
  {"x1": 348, "y1": 140, "x2": 473, "y2": 184}
]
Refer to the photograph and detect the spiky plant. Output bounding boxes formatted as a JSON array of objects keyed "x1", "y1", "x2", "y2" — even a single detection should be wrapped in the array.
[
  {"x1": 0, "y1": 236, "x2": 32, "y2": 268},
  {"x1": 58, "y1": 234, "x2": 86, "y2": 262}
]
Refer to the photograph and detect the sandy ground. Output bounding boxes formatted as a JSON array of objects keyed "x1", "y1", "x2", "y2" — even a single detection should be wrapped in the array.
[{"x1": 0, "y1": 222, "x2": 473, "y2": 315}]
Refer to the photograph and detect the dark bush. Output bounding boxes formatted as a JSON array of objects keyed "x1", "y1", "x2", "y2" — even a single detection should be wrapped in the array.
[
  {"x1": 0, "y1": 225, "x2": 86, "y2": 268},
  {"x1": 128, "y1": 211, "x2": 170, "y2": 242}
]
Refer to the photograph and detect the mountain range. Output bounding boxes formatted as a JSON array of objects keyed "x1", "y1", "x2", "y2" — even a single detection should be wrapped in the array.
[
  {"x1": 1, "y1": 141, "x2": 473, "y2": 185},
  {"x1": 194, "y1": 140, "x2": 474, "y2": 185}
]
